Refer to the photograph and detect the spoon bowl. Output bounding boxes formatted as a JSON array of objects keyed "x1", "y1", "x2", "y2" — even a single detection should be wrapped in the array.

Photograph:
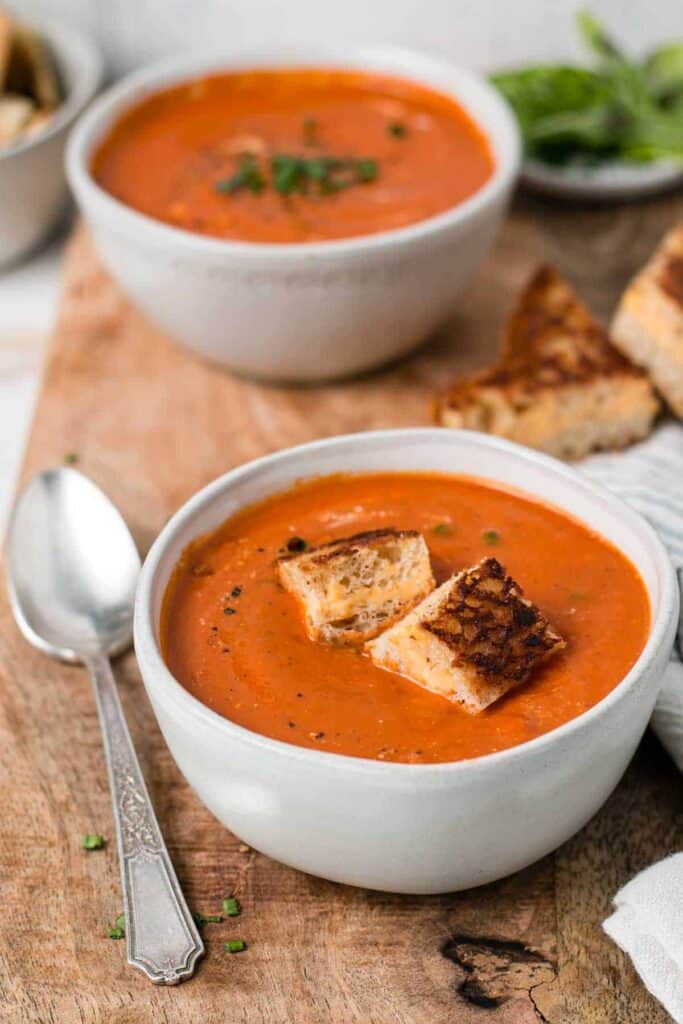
[{"x1": 8, "y1": 467, "x2": 140, "y2": 662}]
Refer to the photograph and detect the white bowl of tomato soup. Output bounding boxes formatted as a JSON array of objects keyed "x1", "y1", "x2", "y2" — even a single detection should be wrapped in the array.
[
  {"x1": 134, "y1": 429, "x2": 677, "y2": 894},
  {"x1": 67, "y1": 47, "x2": 520, "y2": 382}
]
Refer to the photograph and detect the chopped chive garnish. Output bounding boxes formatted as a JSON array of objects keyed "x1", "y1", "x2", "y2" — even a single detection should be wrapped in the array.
[
  {"x1": 115, "y1": 913, "x2": 126, "y2": 931},
  {"x1": 82, "y1": 834, "x2": 104, "y2": 850},
  {"x1": 483, "y1": 529, "x2": 500, "y2": 545},
  {"x1": 64, "y1": 452, "x2": 79, "y2": 465},
  {"x1": 216, "y1": 153, "x2": 266, "y2": 196},
  {"x1": 217, "y1": 152, "x2": 380, "y2": 199},
  {"x1": 356, "y1": 158, "x2": 378, "y2": 183},
  {"x1": 193, "y1": 910, "x2": 222, "y2": 926},
  {"x1": 432, "y1": 523, "x2": 453, "y2": 536},
  {"x1": 223, "y1": 897, "x2": 241, "y2": 917},
  {"x1": 225, "y1": 939, "x2": 246, "y2": 953},
  {"x1": 387, "y1": 122, "x2": 407, "y2": 138},
  {"x1": 108, "y1": 927, "x2": 124, "y2": 940},
  {"x1": 272, "y1": 154, "x2": 305, "y2": 195}
]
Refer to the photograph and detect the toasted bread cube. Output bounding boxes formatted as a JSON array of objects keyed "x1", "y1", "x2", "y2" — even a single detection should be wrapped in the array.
[
  {"x1": 278, "y1": 528, "x2": 435, "y2": 646},
  {"x1": 435, "y1": 266, "x2": 659, "y2": 460},
  {"x1": 611, "y1": 223, "x2": 683, "y2": 418},
  {"x1": 367, "y1": 557, "x2": 565, "y2": 713}
]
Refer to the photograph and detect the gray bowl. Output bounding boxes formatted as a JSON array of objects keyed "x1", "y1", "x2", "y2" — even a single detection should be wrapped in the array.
[{"x1": 0, "y1": 16, "x2": 102, "y2": 267}]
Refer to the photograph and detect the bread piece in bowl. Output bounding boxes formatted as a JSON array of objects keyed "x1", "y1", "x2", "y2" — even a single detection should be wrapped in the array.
[
  {"x1": 367, "y1": 556, "x2": 565, "y2": 713},
  {"x1": 278, "y1": 528, "x2": 435, "y2": 645}
]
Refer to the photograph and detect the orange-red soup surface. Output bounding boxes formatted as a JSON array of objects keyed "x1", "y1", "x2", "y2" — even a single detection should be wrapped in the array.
[
  {"x1": 92, "y1": 68, "x2": 494, "y2": 243},
  {"x1": 161, "y1": 473, "x2": 650, "y2": 764}
]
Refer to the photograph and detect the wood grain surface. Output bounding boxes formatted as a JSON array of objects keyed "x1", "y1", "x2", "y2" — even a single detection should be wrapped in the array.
[{"x1": 1, "y1": 194, "x2": 682, "y2": 1024}]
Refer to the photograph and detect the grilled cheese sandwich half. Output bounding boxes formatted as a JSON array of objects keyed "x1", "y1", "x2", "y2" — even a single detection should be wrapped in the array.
[
  {"x1": 435, "y1": 266, "x2": 659, "y2": 460},
  {"x1": 367, "y1": 557, "x2": 565, "y2": 713},
  {"x1": 278, "y1": 528, "x2": 435, "y2": 646},
  {"x1": 611, "y1": 223, "x2": 683, "y2": 418}
]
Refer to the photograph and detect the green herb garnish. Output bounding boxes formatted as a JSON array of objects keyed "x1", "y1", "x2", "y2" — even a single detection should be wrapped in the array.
[
  {"x1": 491, "y1": 9, "x2": 683, "y2": 166},
  {"x1": 193, "y1": 911, "x2": 222, "y2": 926},
  {"x1": 223, "y1": 897, "x2": 241, "y2": 917},
  {"x1": 108, "y1": 927, "x2": 124, "y2": 940},
  {"x1": 115, "y1": 913, "x2": 126, "y2": 931},
  {"x1": 216, "y1": 153, "x2": 380, "y2": 198},
  {"x1": 225, "y1": 939, "x2": 246, "y2": 953},
  {"x1": 432, "y1": 523, "x2": 453, "y2": 536},
  {"x1": 355, "y1": 158, "x2": 378, "y2": 182},
  {"x1": 64, "y1": 452, "x2": 79, "y2": 465},
  {"x1": 387, "y1": 122, "x2": 407, "y2": 138},
  {"x1": 216, "y1": 153, "x2": 266, "y2": 195},
  {"x1": 482, "y1": 529, "x2": 500, "y2": 545},
  {"x1": 82, "y1": 834, "x2": 104, "y2": 850}
]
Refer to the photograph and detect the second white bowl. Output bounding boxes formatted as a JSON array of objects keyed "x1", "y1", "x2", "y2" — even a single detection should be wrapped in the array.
[
  {"x1": 134, "y1": 429, "x2": 677, "y2": 893},
  {"x1": 67, "y1": 46, "x2": 520, "y2": 382}
]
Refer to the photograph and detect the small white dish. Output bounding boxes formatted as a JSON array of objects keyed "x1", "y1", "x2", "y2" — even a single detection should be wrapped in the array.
[
  {"x1": 0, "y1": 16, "x2": 102, "y2": 267},
  {"x1": 522, "y1": 156, "x2": 683, "y2": 202},
  {"x1": 134, "y1": 428, "x2": 677, "y2": 894},
  {"x1": 67, "y1": 46, "x2": 520, "y2": 382}
]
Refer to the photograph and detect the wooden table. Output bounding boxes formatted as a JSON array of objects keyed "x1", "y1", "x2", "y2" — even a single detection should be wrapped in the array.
[{"x1": 1, "y1": 193, "x2": 681, "y2": 1024}]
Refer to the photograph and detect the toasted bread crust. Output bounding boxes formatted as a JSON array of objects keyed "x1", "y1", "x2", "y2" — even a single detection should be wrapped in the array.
[
  {"x1": 435, "y1": 267, "x2": 658, "y2": 458},
  {"x1": 284, "y1": 528, "x2": 421, "y2": 567},
  {"x1": 659, "y1": 254, "x2": 683, "y2": 308},
  {"x1": 611, "y1": 225, "x2": 683, "y2": 417},
  {"x1": 367, "y1": 557, "x2": 565, "y2": 713},
  {"x1": 423, "y1": 558, "x2": 564, "y2": 687},
  {"x1": 278, "y1": 527, "x2": 435, "y2": 645}
]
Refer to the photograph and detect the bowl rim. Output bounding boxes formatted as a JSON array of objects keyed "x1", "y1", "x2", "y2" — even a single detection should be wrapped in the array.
[
  {"x1": 0, "y1": 13, "x2": 103, "y2": 163},
  {"x1": 134, "y1": 427, "x2": 678, "y2": 777},
  {"x1": 66, "y1": 42, "x2": 521, "y2": 260}
]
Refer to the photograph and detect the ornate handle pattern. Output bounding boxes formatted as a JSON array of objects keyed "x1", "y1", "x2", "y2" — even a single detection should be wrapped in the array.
[{"x1": 86, "y1": 652, "x2": 204, "y2": 984}]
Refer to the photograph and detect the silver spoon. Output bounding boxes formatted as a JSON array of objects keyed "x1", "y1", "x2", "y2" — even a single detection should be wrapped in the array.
[{"x1": 7, "y1": 467, "x2": 204, "y2": 984}]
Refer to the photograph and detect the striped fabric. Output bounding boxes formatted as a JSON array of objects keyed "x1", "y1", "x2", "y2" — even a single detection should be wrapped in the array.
[{"x1": 583, "y1": 423, "x2": 683, "y2": 770}]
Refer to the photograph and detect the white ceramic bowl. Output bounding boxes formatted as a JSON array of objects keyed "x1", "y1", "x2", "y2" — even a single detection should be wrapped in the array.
[
  {"x1": 0, "y1": 16, "x2": 102, "y2": 267},
  {"x1": 67, "y1": 47, "x2": 520, "y2": 382},
  {"x1": 134, "y1": 429, "x2": 678, "y2": 894}
]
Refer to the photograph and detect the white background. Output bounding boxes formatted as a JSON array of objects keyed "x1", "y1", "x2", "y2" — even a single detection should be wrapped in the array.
[{"x1": 12, "y1": 0, "x2": 683, "y2": 74}]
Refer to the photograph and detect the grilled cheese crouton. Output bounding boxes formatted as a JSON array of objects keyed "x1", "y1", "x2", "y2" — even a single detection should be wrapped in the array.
[
  {"x1": 611, "y1": 224, "x2": 683, "y2": 418},
  {"x1": 367, "y1": 557, "x2": 565, "y2": 713},
  {"x1": 435, "y1": 266, "x2": 659, "y2": 460},
  {"x1": 278, "y1": 528, "x2": 435, "y2": 646}
]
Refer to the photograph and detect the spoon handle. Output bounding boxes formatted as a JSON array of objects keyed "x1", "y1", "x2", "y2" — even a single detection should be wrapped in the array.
[{"x1": 86, "y1": 651, "x2": 204, "y2": 984}]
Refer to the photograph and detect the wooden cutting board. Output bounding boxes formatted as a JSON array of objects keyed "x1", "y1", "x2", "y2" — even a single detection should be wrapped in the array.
[{"x1": 2, "y1": 194, "x2": 682, "y2": 1024}]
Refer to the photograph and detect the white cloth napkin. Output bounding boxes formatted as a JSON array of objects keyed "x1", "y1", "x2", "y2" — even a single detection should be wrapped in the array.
[
  {"x1": 582, "y1": 423, "x2": 683, "y2": 1022},
  {"x1": 583, "y1": 422, "x2": 683, "y2": 769},
  {"x1": 603, "y1": 855, "x2": 683, "y2": 1023}
]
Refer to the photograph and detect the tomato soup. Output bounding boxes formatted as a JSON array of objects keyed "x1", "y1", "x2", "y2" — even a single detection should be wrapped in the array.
[
  {"x1": 161, "y1": 473, "x2": 650, "y2": 764},
  {"x1": 91, "y1": 69, "x2": 494, "y2": 243}
]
